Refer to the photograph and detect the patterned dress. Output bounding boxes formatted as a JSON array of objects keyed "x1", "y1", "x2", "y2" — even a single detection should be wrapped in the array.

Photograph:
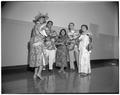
[
  {"x1": 55, "y1": 36, "x2": 68, "y2": 67},
  {"x1": 29, "y1": 24, "x2": 46, "y2": 67}
]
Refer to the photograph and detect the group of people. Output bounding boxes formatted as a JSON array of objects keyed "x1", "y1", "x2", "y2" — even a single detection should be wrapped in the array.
[{"x1": 29, "y1": 13, "x2": 92, "y2": 80}]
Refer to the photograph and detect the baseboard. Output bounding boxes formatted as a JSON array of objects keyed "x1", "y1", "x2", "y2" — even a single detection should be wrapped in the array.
[
  {"x1": 90, "y1": 59, "x2": 119, "y2": 64},
  {"x1": 90, "y1": 59, "x2": 119, "y2": 68},
  {"x1": 2, "y1": 65, "x2": 29, "y2": 74},
  {"x1": 2, "y1": 59, "x2": 119, "y2": 74}
]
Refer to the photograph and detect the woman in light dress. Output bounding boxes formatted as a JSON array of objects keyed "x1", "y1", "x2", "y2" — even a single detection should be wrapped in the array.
[
  {"x1": 29, "y1": 13, "x2": 49, "y2": 79},
  {"x1": 78, "y1": 25, "x2": 92, "y2": 75}
]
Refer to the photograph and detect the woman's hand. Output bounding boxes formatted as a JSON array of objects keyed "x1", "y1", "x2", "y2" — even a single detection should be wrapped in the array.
[
  {"x1": 55, "y1": 41, "x2": 64, "y2": 45},
  {"x1": 33, "y1": 42, "x2": 41, "y2": 46}
]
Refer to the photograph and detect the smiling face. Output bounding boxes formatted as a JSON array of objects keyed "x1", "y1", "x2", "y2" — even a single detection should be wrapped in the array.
[
  {"x1": 81, "y1": 25, "x2": 88, "y2": 33},
  {"x1": 38, "y1": 17, "x2": 45, "y2": 24},
  {"x1": 47, "y1": 21, "x2": 53, "y2": 29},
  {"x1": 61, "y1": 29, "x2": 66, "y2": 36},
  {"x1": 81, "y1": 26, "x2": 87, "y2": 32}
]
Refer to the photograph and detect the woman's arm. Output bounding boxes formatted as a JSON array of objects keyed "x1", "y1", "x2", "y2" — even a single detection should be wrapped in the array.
[
  {"x1": 55, "y1": 38, "x2": 64, "y2": 46},
  {"x1": 84, "y1": 35, "x2": 90, "y2": 50},
  {"x1": 32, "y1": 25, "x2": 43, "y2": 46},
  {"x1": 86, "y1": 35, "x2": 93, "y2": 51}
]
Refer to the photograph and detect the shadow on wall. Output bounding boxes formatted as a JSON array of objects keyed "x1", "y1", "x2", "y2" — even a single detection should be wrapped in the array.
[
  {"x1": 27, "y1": 28, "x2": 34, "y2": 71},
  {"x1": 89, "y1": 23, "x2": 99, "y2": 55},
  {"x1": 27, "y1": 42, "x2": 31, "y2": 70},
  {"x1": 89, "y1": 23, "x2": 115, "y2": 59},
  {"x1": 89, "y1": 23, "x2": 99, "y2": 38}
]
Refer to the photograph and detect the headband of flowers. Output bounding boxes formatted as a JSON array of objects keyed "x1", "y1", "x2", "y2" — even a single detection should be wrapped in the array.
[{"x1": 33, "y1": 12, "x2": 49, "y2": 23}]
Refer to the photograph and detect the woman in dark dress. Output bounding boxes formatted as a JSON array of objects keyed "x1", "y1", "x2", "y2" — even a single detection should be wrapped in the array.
[{"x1": 55, "y1": 29, "x2": 68, "y2": 73}]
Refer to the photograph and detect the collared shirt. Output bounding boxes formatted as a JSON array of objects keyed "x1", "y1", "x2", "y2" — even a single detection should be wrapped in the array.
[
  {"x1": 44, "y1": 37, "x2": 56, "y2": 50},
  {"x1": 68, "y1": 30, "x2": 80, "y2": 40}
]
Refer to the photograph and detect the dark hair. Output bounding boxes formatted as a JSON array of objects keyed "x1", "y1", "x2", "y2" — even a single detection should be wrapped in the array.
[
  {"x1": 79, "y1": 29, "x2": 83, "y2": 34},
  {"x1": 68, "y1": 22, "x2": 75, "y2": 30},
  {"x1": 47, "y1": 20, "x2": 53, "y2": 25},
  {"x1": 59, "y1": 29, "x2": 67, "y2": 37},
  {"x1": 81, "y1": 24, "x2": 88, "y2": 30},
  {"x1": 69, "y1": 22, "x2": 75, "y2": 26}
]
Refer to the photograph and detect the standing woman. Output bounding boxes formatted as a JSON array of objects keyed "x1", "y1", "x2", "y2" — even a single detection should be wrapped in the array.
[
  {"x1": 29, "y1": 13, "x2": 49, "y2": 79},
  {"x1": 55, "y1": 29, "x2": 68, "y2": 73},
  {"x1": 78, "y1": 25, "x2": 92, "y2": 75}
]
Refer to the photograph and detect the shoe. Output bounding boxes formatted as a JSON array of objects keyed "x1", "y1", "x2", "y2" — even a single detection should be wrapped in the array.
[
  {"x1": 58, "y1": 70, "x2": 62, "y2": 73},
  {"x1": 62, "y1": 70, "x2": 66, "y2": 74},
  {"x1": 70, "y1": 68, "x2": 75, "y2": 72},
  {"x1": 37, "y1": 74, "x2": 44, "y2": 80},
  {"x1": 87, "y1": 73, "x2": 91, "y2": 75},
  {"x1": 80, "y1": 73, "x2": 88, "y2": 77},
  {"x1": 43, "y1": 67, "x2": 46, "y2": 70},
  {"x1": 49, "y1": 69, "x2": 54, "y2": 73},
  {"x1": 49, "y1": 69, "x2": 53, "y2": 71}
]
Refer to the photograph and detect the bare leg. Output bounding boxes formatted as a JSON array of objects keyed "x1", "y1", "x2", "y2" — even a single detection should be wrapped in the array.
[
  {"x1": 37, "y1": 66, "x2": 44, "y2": 80},
  {"x1": 33, "y1": 67, "x2": 38, "y2": 79},
  {"x1": 62, "y1": 66, "x2": 66, "y2": 73}
]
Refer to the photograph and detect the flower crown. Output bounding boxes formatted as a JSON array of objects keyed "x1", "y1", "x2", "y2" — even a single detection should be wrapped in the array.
[{"x1": 33, "y1": 12, "x2": 49, "y2": 23}]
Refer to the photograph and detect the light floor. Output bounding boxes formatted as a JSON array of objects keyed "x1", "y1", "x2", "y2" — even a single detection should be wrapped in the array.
[{"x1": 2, "y1": 62, "x2": 119, "y2": 94}]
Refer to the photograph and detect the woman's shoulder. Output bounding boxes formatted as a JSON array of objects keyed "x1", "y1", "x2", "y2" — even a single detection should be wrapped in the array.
[
  {"x1": 79, "y1": 34, "x2": 84, "y2": 38},
  {"x1": 83, "y1": 34, "x2": 89, "y2": 39}
]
